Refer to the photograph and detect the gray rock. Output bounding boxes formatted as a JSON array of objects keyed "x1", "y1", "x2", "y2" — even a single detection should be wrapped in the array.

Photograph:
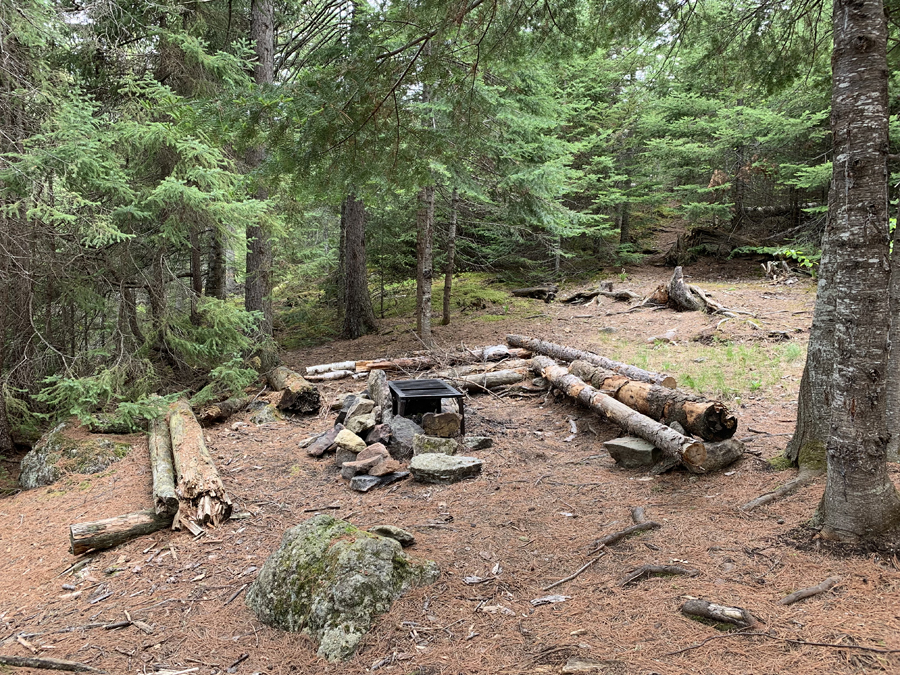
[
  {"x1": 669, "y1": 421, "x2": 686, "y2": 435},
  {"x1": 306, "y1": 425, "x2": 344, "y2": 457},
  {"x1": 464, "y1": 436, "x2": 494, "y2": 451},
  {"x1": 246, "y1": 515, "x2": 438, "y2": 661},
  {"x1": 422, "y1": 412, "x2": 462, "y2": 438},
  {"x1": 413, "y1": 434, "x2": 458, "y2": 456},
  {"x1": 344, "y1": 412, "x2": 376, "y2": 436},
  {"x1": 349, "y1": 475, "x2": 382, "y2": 492},
  {"x1": 604, "y1": 436, "x2": 662, "y2": 468},
  {"x1": 531, "y1": 377, "x2": 549, "y2": 388},
  {"x1": 251, "y1": 404, "x2": 283, "y2": 425},
  {"x1": 377, "y1": 471, "x2": 410, "y2": 487},
  {"x1": 409, "y1": 454, "x2": 483, "y2": 484},
  {"x1": 335, "y1": 394, "x2": 359, "y2": 425},
  {"x1": 386, "y1": 416, "x2": 424, "y2": 461},
  {"x1": 367, "y1": 370, "x2": 393, "y2": 424},
  {"x1": 345, "y1": 398, "x2": 375, "y2": 421},
  {"x1": 20, "y1": 423, "x2": 132, "y2": 490},
  {"x1": 368, "y1": 525, "x2": 416, "y2": 547},
  {"x1": 365, "y1": 424, "x2": 392, "y2": 446}
]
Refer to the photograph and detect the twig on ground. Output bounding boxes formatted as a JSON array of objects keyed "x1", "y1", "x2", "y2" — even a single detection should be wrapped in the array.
[
  {"x1": 663, "y1": 630, "x2": 900, "y2": 657},
  {"x1": 587, "y1": 521, "x2": 661, "y2": 555},
  {"x1": 779, "y1": 577, "x2": 841, "y2": 605},
  {"x1": 541, "y1": 553, "x2": 606, "y2": 591},
  {"x1": 619, "y1": 564, "x2": 699, "y2": 586},
  {"x1": 224, "y1": 584, "x2": 248, "y2": 606}
]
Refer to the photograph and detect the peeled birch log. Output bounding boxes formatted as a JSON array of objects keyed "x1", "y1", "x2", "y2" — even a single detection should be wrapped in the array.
[
  {"x1": 531, "y1": 356, "x2": 706, "y2": 471},
  {"x1": 196, "y1": 396, "x2": 251, "y2": 427},
  {"x1": 568, "y1": 360, "x2": 736, "y2": 441},
  {"x1": 355, "y1": 347, "x2": 532, "y2": 373},
  {"x1": 306, "y1": 360, "x2": 356, "y2": 375},
  {"x1": 306, "y1": 370, "x2": 355, "y2": 382},
  {"x1": 267, "y1": 366, "x2": 321, "y2": 414},
  {"x1": 148, "y1": 417, "x2": 178, "y2": 516},
  {"x1": 70, "y1": 509, "x2": 173, "y2": 555},
  {"x1": 507, "y1": 334, "x2": 676, "y2": 388},
  {"x1": 169, "y1": 399, "x2": 233, "y2": 528}
]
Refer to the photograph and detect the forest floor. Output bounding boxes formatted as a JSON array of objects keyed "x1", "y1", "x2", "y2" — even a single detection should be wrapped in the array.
[{"x1": 2, "y1": 260, "x2": 900, "y2": 675}]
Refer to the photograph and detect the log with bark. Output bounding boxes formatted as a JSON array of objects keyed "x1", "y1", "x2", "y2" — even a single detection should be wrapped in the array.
[
  {"x1": 531, "y1": 356, "x2": 706, "y2": 471},
  {"x1": 567, "y1": 360, "x2": 736, "y2": 441},
  {"x1": 69, "y1": 509, "x2": 173, "y2": 556},
  {"x1": 510, "y1": 285, "x2": 558, "y2": 302},
  {"x1": 148, "y1": 417, "x2": 178, "y2": 516},
  {"x1": 0, "y1": 655, "x2": 105, "y2": 673},
  {"x1": 267, "y1": 366, "x2": 321, "y2": 414},
  {"x1": 354, "y1": 346, "x2": 532, "y2": 373},
  {"x1": 195, "y1": 396, "x2": 251, "y2": 426},
  {"x1": 507, "y1": 334, "x2": 676, "y2": 388},
  {"x1": 657, "y1": 267, "x2": 753, "y2": 316},
  {"x1": 451, "y1": 368, "x2": 529, "y2": 391},
  {"x1": 169, "y1": 399, "x2": 233, "y2": 529},
  {"x1": 681, "y1": 599, "x2": 760, "y2": 628}
]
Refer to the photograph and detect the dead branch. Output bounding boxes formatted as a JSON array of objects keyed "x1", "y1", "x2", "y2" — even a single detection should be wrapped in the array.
[
  {"x1": 588, "y1": 521, "x2": 661, "y2": 554},
  {"x1": 541, "y1": 553, "x2": 606, "y2": 591},
  {"x1": 740, "y1": 467, "x2": 821, "y2": 512},
  {"x1": 779, "y1": 577, "x2": 841, "y2": 605},
  {"x1": 0, "y1": 655, "x2": 106, "y2": 672},
  {"x1": 681, "y1": 598, "x2": 761, "y2": 628},
  {"x1": 620, "y1": 564, "x2": 699, "y2": 586}
]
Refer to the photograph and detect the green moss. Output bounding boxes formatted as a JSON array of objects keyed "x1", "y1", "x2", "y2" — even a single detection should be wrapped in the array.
[
  {"x1": 798, "y1": 440, "x2": 826, "y2": 471},
  {"x1": 768, "y1": 455, "x2": 794, "y2": 471}
]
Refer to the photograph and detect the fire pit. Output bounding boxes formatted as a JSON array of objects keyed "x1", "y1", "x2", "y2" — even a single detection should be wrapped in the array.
[{"x1": 388, "y1": 379, "x2": 465, "y2": 434}]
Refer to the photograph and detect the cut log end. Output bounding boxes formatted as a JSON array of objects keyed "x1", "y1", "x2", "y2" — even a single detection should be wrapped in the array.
[{"x1": 681, "y1": 441, "x2": 708, "y2": 471}]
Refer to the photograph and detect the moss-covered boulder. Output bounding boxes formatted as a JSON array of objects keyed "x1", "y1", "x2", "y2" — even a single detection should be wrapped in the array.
[
  {"x1": 246, "y1": 514, "x2": 439, "y2": 661},
  {"x1": 19, "y1": 422, "x2": 132, "y2": 489}
]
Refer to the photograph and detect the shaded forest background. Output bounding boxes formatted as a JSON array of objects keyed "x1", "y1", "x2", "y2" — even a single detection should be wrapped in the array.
[{"x1": 0, "y1": 0, "x2": 887, "y2": 452}]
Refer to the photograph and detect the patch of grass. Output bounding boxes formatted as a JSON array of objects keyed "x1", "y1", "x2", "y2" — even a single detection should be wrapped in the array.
[{"x1": 768, "y1": 455, "x2": 794, "y2": 471}]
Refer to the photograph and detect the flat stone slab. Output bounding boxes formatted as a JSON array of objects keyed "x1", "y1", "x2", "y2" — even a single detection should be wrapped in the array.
[
  {"x1": 349, "y1": 475, "x2": 381, "y2": 492},
  {"x1": 409, "y1": 454, "x2": 483, "y2": 484},
  {"x1": 422, "y1": 412, "x2": 461, "y2": 438},
  {"x1": 604, "y1": 436, "x2": 662, "y2": 468},
  {"x1": 369, "y1": 525, "x2": 416, "y2": 547},
  {"x1": 413, "y1": 434, "x2": 458, "y2": 456},
  {"x1": 306, "y1": 425, "x2": 343, "y2": 457},
  {"x1": 464, "y1": 436, "x2": 493, "y2": 451}
]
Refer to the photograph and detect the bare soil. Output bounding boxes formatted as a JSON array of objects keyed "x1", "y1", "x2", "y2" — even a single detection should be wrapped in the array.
[{"x1": 2, "y1": 262, "x2": 899, "y2": 675}]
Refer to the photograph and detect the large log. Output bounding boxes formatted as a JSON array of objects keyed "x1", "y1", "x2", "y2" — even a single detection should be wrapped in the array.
[
  {"x1": 267, "y1": 366, "x2": 321, "y2": 414},
  {"x1": 0, "y1": 655, "x2": 105, "y2": 673},
  {"x1": 169, "y1": 399, "x2": 233, "y2": 528},
  {"x1": 148, "y1": 417, "x2": 178, "y2": 516},
  {"x1": 568, "y1": 360, "x2": 736, "y2": 441},
  {"x1": 69, "y1": 509, "x2": 173, "y2": 556},
  {"x1": 507, "y1": 334, "x2": 676, "y2": 388},
  {"x1": 451, "y1": 369, "x2": 528, "y2": 391},
  {"x1": 510, "y1": 285, "x2": 558, "y2": 302},
  {"x1": 355, "y1": 347, "x2": 532, "y2": 373},
  {"x1": 196, "y1": 396, "x2": 251, "y2": 426},
  {"x1": 531, "y1": 356, "x2": 706, "y2": 471}
]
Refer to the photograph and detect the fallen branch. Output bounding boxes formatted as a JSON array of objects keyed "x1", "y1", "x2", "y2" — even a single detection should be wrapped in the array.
[
  {"x1": 681, "y1": 598, "x2": 760, "y2": 628},
  {"x1": 588, "y1": 521, "x2": 661, "y2": 554},
  {"x1": 541, "y1": 553, "x2": 606, "y2": 591},
  {"x1": 620, "y1": 565, "x2": 699, "y2": 586},
  {"x1": 195, "y1": 396, "x2": 251, "y2": 427},
  {"x1": 740, "y1": 468, "x2": 821, "y2": 512},
  {"x1": 663, "y1": 630, "x2": 900, "y2": 657},
  {"x1": 507, "y1": 334, "x2": 676, "y2": 388},
  {"x1": 0, "y1": 656, "x2": 105, "y2": 673},
  {"x1": 779, "y1": 577, "x2": 841, "y2": 606},
  {"x1": 531, "y1": 356, "x2": 706, "y2": 470},
  {"x1": 69, "y1": 509, "x2": 173, "y2": 556}
]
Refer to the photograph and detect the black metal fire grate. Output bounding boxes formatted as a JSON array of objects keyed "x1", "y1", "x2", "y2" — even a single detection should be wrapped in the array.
[{"x1": 388, "y1": 379, "x2": 465, "y2": 434}]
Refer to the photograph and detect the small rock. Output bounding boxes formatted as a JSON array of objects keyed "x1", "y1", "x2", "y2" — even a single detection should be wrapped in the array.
[
  {"x1": 357, "y1": 443, "x2": 390, "y2": 463},
  {"x1": 422, "y1": 412, "x2": 462, "y2": 438},
  {"x1": 344, "y1": 412, "x2": 376, "y2": 436},
  {"x1": 365, "y1": 424, "x2": 392, "y2": 446},
  {"x1": 669, "y1": 421, "x2": 686, "y2": 435},
  {"x1": 306, "y1": 425, "x2": 344, "y2": 457},
  {"x1": 387, "y1": 416, "x2": 424, "y2": 461},
  {"x1": 464, "y1": 436, "x2": 493, "y2": 451},
  {"x1": 345, "y1": 398, "x2": 375, "y2": 421},
  {"x1": 413, "y1": 434, "x2": 458, "y2": 456},
  {"x1": 333, "y1": 429, "x2": 366, "y2": 454},
  {"x1": 368, "y1": 458, "x2": 402, "y2": 477},
  {"x1": 368, "y1": 525, "x2": 416, "y2": 547},
  {"x1": 531, "y1": 377, "x2": 549, "y2": 388},
  {"x1": 604, "y1": 436, "x2": 661, "y2": 468},
  {"x1": 335, "y1": 395, "x2": 359, "y2": 425},
  {"x1": 349, "y1": 475, "x2": 382, "y2": 492},
  {"x1": 409, "y1": 454, "x2": 483, "y2": 484},
  {"x1": 377, "y1": 471, "x2": 410, "y2": 487},
  {"x1": 250, "y1": 404, "x2": 283, "y2": 425},
  {"x1": 341, "y1": 456, "x2": 382, "y2": 480}
]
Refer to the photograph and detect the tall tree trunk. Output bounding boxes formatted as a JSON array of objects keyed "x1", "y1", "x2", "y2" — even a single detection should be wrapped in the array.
[
  {"x1": 245, "y1": 0, "x2": 275, "y2": 340},
  {"x1": 339, "y1": 194, "x2": 376, "y2": 339},
  {"x1": 813, "y1": 0, "x2": 900, "y2": 540},
  {"x1": 618, "y1": 201, "x2": 631, "y2": 245},
  {"x1": 441, "y1": 188, "x2": 458, "y2": 326},
  {"x1": 415, "y1": 186, "x2": 435, "y2": 348},
  {"x1": 189, "y1": 225, "x2": 202, "y2": 325},
  {"x1": 205, "y1": 230, "x2": 227, "y2": 300},
  {"x1": 887, "y1": 196, "x2": 900, "y2": 462}
]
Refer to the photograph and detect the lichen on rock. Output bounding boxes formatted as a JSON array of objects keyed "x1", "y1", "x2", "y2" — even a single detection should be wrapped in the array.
[
  {"x1": 246, "y1": 514, "x2": 439, "y2": 661},
  {"x1": 19, "y1": 422, "x2": 132, "y2": 490}
]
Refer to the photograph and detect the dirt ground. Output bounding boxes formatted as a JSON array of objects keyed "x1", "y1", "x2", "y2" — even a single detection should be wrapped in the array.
[{"x1": 2, "y1": 261, "x2": 900, "y2": 675}]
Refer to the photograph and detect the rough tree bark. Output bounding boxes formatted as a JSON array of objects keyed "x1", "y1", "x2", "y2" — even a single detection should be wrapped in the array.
[
  {"x1": 813, "y1": 0, "x2": 900, "y2": 540},
  {"x1": 886, "y1": 198, "x2": 900, "y2": 462},
  {"x1": 339, "y1": 194, "x2": 377, "y2": 339},
  {"x1": 442, "y1": 188, "x2": 458, "y2": 326},
  {"x1": 415, "y1": 185, "x2": 435, "y2": 348},
  {"x1": 245, "y1": 0, "x2": 275, "y2": 340}
]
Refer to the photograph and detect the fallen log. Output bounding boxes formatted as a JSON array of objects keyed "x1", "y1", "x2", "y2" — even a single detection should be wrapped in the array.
[
  {"x1": 568, "y1": 360, "x2": 736, "y2": 441},
  {"x1": 69, "y1": 509, "x2": 173, "y2": 556},
  {"x1": 0, "y1": 655, "x2": 105, "y2": 673},
  {"x1": 436, "y1": 359, "x2": 532, "y2": 378},
  {"x1": 196, "y1": 396, "x2": 251, "y2": 426},
  {"x1": 267, "y1": 366, "x2": 321, "y2": 414},
  {"x1": 169, "y1": 399, "x2": 233, "y2": 529},
  {"x1": 681, "y1": 599, "x2": 760, "y2": 628},
  {"x1": 148, "y1": 417, "x2": 178, "y2": 516},
  {"x1": 531, "y1": 356, "x2": 706, "y2": 471},
  {"x1": 355, "y1": 346, "x2": 532, "y2": 373},
  {"x1": 451, "y1": 369, "x2": 528, "y2": 391},
  {"x1": 779, "y1": 577, "x2": 841, "y2": 606},
  {"x1": 511, "y1": 285, "x2": 558, "y2": 302},
  {"x1": 306, "y1": 360, "x2": 356, "y2": 375},
  {"x1": 306, "y1": 370, "x2": 355, "y2": 382},
  {"x1": 508, "y1": 334, "x2": 676, "y2": 388},
  {"x1": 661, "y1": 267, "x2": 754, "y2": 316}
]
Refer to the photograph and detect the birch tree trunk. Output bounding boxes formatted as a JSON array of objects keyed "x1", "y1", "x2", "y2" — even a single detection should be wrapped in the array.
[{"x1": 814, "y1": 0, "x2": 900, "y2": 540}]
